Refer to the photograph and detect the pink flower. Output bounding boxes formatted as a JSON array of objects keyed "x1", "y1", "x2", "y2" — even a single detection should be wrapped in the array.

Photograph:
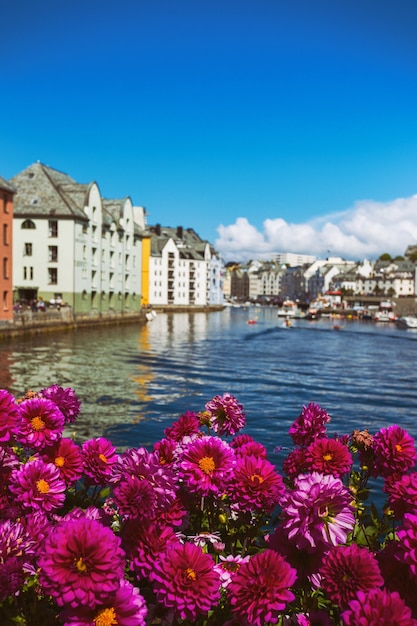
[
  {"x1": 372, "y1": 425, "x2": 417, "y2": 478},
  {"x1": 397, "y1": 512, "x2": 417, "y2": 577},
  {"x1": 283, "y1": 447, "x2": 309, "y2": 478},
  {"x1": 306, "y1": 437, "x2": 353, "y2": 477},
  {"x1": 60, "y1": 579, "x2": 147, "y2": 625},
  {"x1": 0, "y1": 389, "x2": 21, "y2": 442},
  {"x1": 214, "y1": 554, "x2": 250, "y2": 589},
  {"x1": 289, "y1": 403, "x2": 331, "y2": 446},
  {"x1": 384, "y1": 472, "x2": 417, "y2": 518},
  {"x1": 341, "y1": 589, "x2": 417, "y2": 625},
  {"x1": 150, "y1": 542, "x2": 220, "y2": 622},
  {"x1": 228, "y1": 550, "x2": 297, "y2": 626},
  {"x1": 280, "y1": 472, "x2": 355, "y2": 550},
  {"x1": 164, "y1": 411, "x2": 200, "y2": 441},
  {"x1": 9, "y1": 459, "x2": 66, "y2": 512},
  {"x1": 228, "y1": 454, "x2": 285, "y2": 513},
  {"x1": 205, "y1": 393, "x2": 246, "y2": 436},
  {"x1": 40, "y1": 384, "x2": 81, "y2": 424},
  {"x1": 81, "y1": 437, "x2": 118, "y2": 485},
  {"x1": 319, "y1": 544, "x2": 384, "y2": 607},
  {"x1": 178, "y1": 436, "x2": 235, "y2": 496},
  {"x1": 43, "y1": 438, "x2": 84, "y2": 484},
  {"x1": 113, "y1": 474, "x2": 156, "y2": 519},
  {"x1": 122, "y1": 519, "x2": 180, "y2": 580},
  {"x1": 18, "y1": 397, "x2": 65, "y2": 450},
  {"x1": 38, "y1": 518, "x2": 126, "y2": 609}
]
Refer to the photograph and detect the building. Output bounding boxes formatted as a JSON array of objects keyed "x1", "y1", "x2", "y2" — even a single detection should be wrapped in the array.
[
  {"x1": 11, "y1": 162, "x2": 144, "y2": 315},
  {"x1": 0, "y1": 176, "x2": 16, "y2": 321},
  {"x1": 146, "y1": 225, "x2": 223, "y2": 306}
]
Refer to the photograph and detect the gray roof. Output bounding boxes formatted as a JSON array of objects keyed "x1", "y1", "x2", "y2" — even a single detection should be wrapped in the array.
[
  {"x1": 0, "y1": 176, "x2": 16, "y2": 193},
  {"x1": 11, "y1": 162, "x2": 90, "y2": 220}
]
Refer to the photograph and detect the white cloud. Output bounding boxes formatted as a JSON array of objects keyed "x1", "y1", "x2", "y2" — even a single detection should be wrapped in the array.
[{"x1": 215, "y1": 195, "x2": 417, "y2": 262}]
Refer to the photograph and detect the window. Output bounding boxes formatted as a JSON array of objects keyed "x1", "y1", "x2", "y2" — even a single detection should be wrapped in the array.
[
  {"x1": 48, "y1": 268, "x2": 58, "y2": 284},
  {"x1": 3, "y1": 224, "x2": 8, "y2": 245},
  {"x1": 48, "y1": 246, "x2": 58, "y2": 262},
  {"x1": 3, "y1": 195, "x2": 8, "y2": 213},
  {"x1": 3, "y1": 257, "x2": 8, "y2": 279},
  {"x1": 30, "y1": 267, "x2": 33, "y2": 280},
  {"x1": 21, "y1": 219, "x2": 36, "y2": 229},
  {"x1": 3, "y1": 290, "x2": 8, "y2": 310},
  {"x1": 24, "y1": 243, "x2": 33, "y2": 256},
  {"x1": 48, "y1": 220, "x2": 58, "y2": 237}
]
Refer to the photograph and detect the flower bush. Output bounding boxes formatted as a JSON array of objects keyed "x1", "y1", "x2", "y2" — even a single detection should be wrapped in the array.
[{"x1": 0, "y1": 389, "x2": 417, "y2": 625}]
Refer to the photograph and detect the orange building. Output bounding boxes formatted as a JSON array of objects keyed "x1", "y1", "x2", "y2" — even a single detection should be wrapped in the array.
[{"x1": 0, "y1": 176, "x2": 16, "y2": 321}]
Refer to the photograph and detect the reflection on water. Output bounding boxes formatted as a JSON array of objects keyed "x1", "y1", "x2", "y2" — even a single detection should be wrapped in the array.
[{"x1": 0, "y1": 308, "x2": 416, "y2": 455}]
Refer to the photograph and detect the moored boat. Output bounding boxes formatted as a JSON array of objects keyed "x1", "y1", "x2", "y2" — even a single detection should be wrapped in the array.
[{"x1": 396, "y1": 316, "x2": 417, "y2": 329}]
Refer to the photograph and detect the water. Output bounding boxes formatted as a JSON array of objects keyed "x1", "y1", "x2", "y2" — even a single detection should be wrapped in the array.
[{"x1": 1, "y1": 307, "x2": 417, "y2": 462}]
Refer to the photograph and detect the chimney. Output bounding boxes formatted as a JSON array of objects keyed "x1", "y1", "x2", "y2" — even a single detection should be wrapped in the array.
[
  {"x1": 155, "y1": 223, "x2": 161, "y2": 236},
  {"x1": 176, "y1": 225, "x2": 183, "y2": 239}
]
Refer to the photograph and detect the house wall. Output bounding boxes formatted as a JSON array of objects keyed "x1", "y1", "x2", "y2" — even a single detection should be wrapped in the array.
[{"x1": 0, "y1": 188, "x2": 14, "y2": 320}]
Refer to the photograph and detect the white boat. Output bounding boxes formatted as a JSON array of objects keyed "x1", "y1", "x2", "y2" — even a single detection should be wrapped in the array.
[
  {"x1": 396, "y1": 316, "x2": 417, "y2": 329},
  {"x1": 277, "y1": 300, "x2": 304, "y2": 318}
]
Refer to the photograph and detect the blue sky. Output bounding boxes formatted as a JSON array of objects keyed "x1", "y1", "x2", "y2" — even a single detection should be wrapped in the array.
[{"x1": 2, "y1": 0, "x2": 417, "y2": 261}]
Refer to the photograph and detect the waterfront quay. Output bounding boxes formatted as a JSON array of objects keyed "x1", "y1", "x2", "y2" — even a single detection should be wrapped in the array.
[{"x1": 0, "y1": 304, "x2": 225, "y2": 340}]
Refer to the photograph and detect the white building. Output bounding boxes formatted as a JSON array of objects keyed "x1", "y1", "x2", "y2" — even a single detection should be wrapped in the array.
[{"x1": 11, "y1": 162, "x2": 143, "y2": 314}]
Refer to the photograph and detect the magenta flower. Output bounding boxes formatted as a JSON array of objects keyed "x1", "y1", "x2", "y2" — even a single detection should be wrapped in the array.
[
  {"x1": 268, "y1": 525, "x2": 326, "y2": 587},
  {"x1": 228, "y1": 550, "x2": 297, "y2": 626},
  {"x1": 231, "y1": 433, "x2": 255, "y2": 449},
  {"x1": 153, "y1": 437, "x2": 177, "y2": 465},
  {"x1": 236, "y1": 440, "x2": 268, "y2": 458},
  {"x1": 0, "y1": 389, "x2": 21, "y2": 442},
  {"x1": 40, "y1": 384, "x2": 81, "y2": 423},
  {"x1": 60, "y1": 578, "x2": 147, "y2": 626},
  {"x1": 164, "y1": 410, "x2": 200, "y2": 441},
  {"x1": 378, "y1": 540, "x2": 417, "y2": 617},
  {"x1": 0, "y1": 556, "x2": 28, "y2": 601},
  {"x1": 205, "y1": 393, "x2": 246, "y2": 436},
  {"x1": 397, "y1": 512, "x2": 417, "y2": 577},
  {"x1": 283, "y1": 447, "x2": 309, "y2": 478},
  {"x1": 280, "y1": 472, "x2": 355, "y2": 550},
  {"x1": 384, "y1": 472, "x2": 417, "y2": 518},
  {"x1": 38, "y1": 517, "x2": 126, "y2": 609},
  {"x1": 114, "y1": 447, "x2": 178, "y2": 513},
  {"x1": 289, "y1": 402, "x2": 331, "y2": 446},
  {"x1": 319, "y1": 544, "x2": 384, "y2": 607},
  {"x1": 341, "y1": 589, "x2": 417, "y2": 625},
  {"x1": 18, "y1": 397, "x2": 65, "y2": 450},
  {"x1": 81, "y1": 437, "x2": 118, "y2": 485},
  {"x1": 228, "y1": 454, "x2": 285, "y2": 513},
  {"x1": 43, "y1": 438, "x2": 84, "y2": 484},
  {"x1": 122, "y1": 519, "x2": 180, "y2": 580},
  {"x1": 178, "y1": 436, "x2": 235, "y2": 496},
  {"x1": 150, "y1": 542, "x2": 220, "y2": 622},
  {"x1": 113, "y1": 474, "x2": 156, "y2": 519},
  {"x1": 306, "y1": 437, "x2": 353, "y2": 477},
  {"x1": 9, "y1": 459, "x2": 66, "y2": 512},
  {"x1": 372, "y1": 424, "x2": 417, "y2": 478}
]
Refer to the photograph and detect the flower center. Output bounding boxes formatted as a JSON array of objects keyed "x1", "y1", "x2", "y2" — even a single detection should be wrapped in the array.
[
  {"x1": 323, "y1": 453, "x2": 333, "y2": 461},
  {"x1": 31, "y1": 416, "x2": 45, "y2": 431},
  {"x1": 55, "y1": 456, "x2": 65, "y2": 467},
  {"x1": 198, "y1": 456, "x2": 216, "y2": 474},
  {"x1": 36, "y1": 479, "x2": 50, "y2": 494},
  {"x1": 250, "y1": 473, "x2": 264, "y2": 484},
  {"x1": 75, "y1": 557, "x2": 88, "y2": 573},
  {"x1": 185, "y1": 567, "x2": 197, "y2": 581},
  {"x1": 94, "y1": 607, "x2": 118, "y2": 626},
  {"x1": 99, "y1": 453, "x2": 108, "y2": 463},
  {"x1": 395, "y1": 444, "x2": 402, "y2": 452}
]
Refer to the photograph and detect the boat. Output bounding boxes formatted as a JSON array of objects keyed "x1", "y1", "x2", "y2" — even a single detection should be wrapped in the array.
[
  {"x1": 396, "y1": 316, "x2": 417, "y2": 330},
  {"x1": 277, "y1": 300, "x2": 304, "y2": 318},
  {"x1": 145, "y1": 310, "x2": 157, "y2": 322},
  {"x1": 374, "y1": 301, "x2": 396, "y2": 323}
]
